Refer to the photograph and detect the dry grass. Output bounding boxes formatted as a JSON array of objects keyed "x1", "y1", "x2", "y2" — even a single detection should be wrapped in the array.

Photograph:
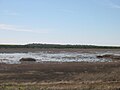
[
  {"x1": 0, "y1": 62, "x2": 120, "y2": 82},
  {"x1": 0, "y1": 48, "x2": 120, "y2": 89},
  {"x1": 0, "y1": 81, "x2": 120, "y2": 90},
  {"x1": 0, "y1": 62, "x2": 120, "y2": 89}
]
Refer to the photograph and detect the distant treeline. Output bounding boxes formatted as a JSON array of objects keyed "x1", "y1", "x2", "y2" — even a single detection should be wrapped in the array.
[{"x1": 0, "y1": 43, "x2": 120, "y2": 49}]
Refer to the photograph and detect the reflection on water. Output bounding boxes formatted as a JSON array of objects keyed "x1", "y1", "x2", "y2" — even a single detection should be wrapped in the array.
[{"x1": 0, "y1": 51, "x2": 116, "y2": 64}]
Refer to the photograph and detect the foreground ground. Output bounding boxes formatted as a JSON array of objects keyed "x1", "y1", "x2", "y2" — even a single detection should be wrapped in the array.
[
  {"x1": 0, "y1": 61, "x2": 120, "y2": 90},
  {"x1": 0, "y1": 48, "x2": 120, "y2": 90}
]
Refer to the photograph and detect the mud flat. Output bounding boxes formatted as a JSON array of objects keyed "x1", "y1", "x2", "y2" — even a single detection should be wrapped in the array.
[{"x1": 0, "y1": 48, "x2": 120, "y2": 53}]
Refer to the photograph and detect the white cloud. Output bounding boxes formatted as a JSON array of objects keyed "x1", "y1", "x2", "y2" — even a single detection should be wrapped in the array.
[
  {"x1": 2, "y1": 10, "x2": 19, "y2": 16},
  {"x1": 0, "y1": 24, "x2": 48, "y2": 33}
]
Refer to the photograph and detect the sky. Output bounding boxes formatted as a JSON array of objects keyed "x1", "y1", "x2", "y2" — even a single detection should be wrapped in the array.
[{"x1": 0, "y1": 0, "x2": 120, "y2": 46}]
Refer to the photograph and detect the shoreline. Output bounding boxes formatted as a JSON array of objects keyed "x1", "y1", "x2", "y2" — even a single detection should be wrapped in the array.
[{"x1": 0, "y1": 48, "x2": 120, "y2": 53}]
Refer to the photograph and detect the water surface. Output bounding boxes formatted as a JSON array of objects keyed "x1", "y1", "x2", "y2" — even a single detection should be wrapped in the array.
[{"x1": 0, "y1": 50, "x2": 117, "y2": 64}]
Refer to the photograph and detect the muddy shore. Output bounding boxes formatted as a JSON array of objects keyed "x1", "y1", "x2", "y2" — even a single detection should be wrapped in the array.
[{"x1": 0, "y1": 48, "x2": 120, "y2": 53}]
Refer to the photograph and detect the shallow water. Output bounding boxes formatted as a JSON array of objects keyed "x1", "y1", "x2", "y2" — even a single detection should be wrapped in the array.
[{"x1": 0, "y1": 50, "x2": 117, "y2": 64}]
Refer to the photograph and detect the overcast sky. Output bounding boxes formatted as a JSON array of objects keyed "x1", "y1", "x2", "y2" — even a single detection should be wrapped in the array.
[{"x1": 0, "y1": 0, "x2": 120, "y2": 46}]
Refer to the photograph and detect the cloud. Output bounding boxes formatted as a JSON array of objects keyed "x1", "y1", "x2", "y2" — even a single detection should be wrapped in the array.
[
  {"x1": 1, "y1": 10, "x2": 19, "y2": 16},
  {"x1": 0, "y1": 24, "x2": 48, "y2": 33}
]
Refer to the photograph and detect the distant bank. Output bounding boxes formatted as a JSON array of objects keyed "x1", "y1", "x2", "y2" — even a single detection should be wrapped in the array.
[{"x1": 0, "y1": 43, "x2": 120, "y2": 49}]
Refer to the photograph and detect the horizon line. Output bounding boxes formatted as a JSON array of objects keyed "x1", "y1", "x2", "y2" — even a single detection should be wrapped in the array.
[{"x1": 0, "y1": 43, "x2": 120, "y2": 47}]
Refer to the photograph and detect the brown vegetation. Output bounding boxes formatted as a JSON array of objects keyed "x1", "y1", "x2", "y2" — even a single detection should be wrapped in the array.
[
  {"x1": 0, "y1": 48, "x2": 120, "y2": 89},
  {"x1": 0, "y1": 61, "x2": 120, "y2": 89},
  {"x1": 97, "y1": 54, "x2": 120, "y2": 62},
  {"x1": 19, "y1": 58, "x2": 36, "y2": 64}
]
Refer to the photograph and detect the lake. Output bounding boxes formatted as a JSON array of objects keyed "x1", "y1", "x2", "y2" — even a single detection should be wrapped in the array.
[{"x1": 0, "y1": 50, "x2": 118, "y2": 64}]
